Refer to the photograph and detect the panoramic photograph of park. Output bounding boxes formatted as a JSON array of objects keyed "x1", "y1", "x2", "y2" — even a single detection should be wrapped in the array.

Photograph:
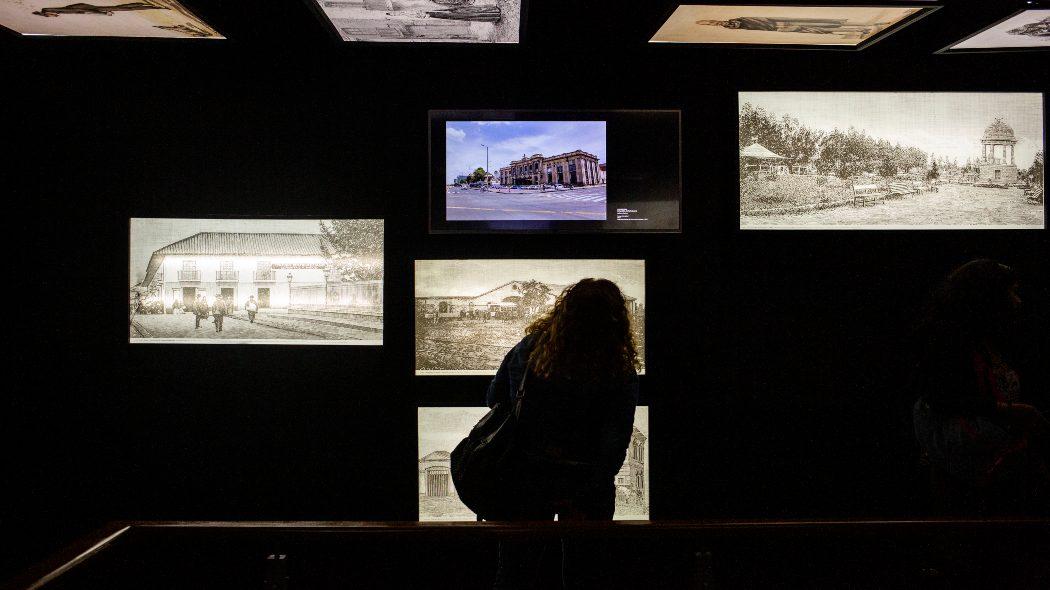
[
  {"x1": 445, "y1": 120, "x2": 608, "y2": 221},
  {"x1": 415, "y1": 259, "x2": 644, "y2": 375},
  {"x1": 418, "y1": 406, "x2": 649, "y2": 521},
  {"x1": 129, "y1": 218, "x2": 383, "y2": 344},
  {"x1": 739, "y1": 92, "x2": 1045, "y2": 229}
]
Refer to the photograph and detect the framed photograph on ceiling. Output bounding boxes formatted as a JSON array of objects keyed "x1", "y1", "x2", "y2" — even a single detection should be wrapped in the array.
[
  {"x1": 304, "y1": 0, "x2": 528, "y2": 44},
  {"x1": 649, "y1": 3, "x2": 939, "y2": 50},
  {"x1": 0, "y1": 0, "x2": 223, "y2": 38},
  {"x1": 937, "y1": 9, "x2": 1050, "y2": 54}
]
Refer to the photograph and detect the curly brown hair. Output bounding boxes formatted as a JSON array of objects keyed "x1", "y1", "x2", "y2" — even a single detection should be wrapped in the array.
[{"x1": 525, "y1": 278, "x2": 639, "y2": 383}]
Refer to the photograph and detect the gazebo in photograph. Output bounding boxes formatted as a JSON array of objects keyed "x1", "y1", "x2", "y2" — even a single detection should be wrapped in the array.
[{"x1": 740, "y1": 143, "x2": 789, "y2": 175}]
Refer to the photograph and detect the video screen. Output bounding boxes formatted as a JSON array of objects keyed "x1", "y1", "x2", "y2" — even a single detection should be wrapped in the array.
[
  {"x1": 430, "y1": 111, "x2": 681, "y2": 233},
  {"x1": 446, "y1": 121, "x2": 608, "y2": 222},
  {"x1": 418, "y1": 406, "x2": 649, "y2": 521},
  {"x1": 130, "y1": 218, "x2": 383, "y2": 345},
  {"x1": 415, "y1": 259, "x2": 645, "y2": 375},
  {"x1": 739, "y1": 92, "x2": 1045, "y2": 230}
]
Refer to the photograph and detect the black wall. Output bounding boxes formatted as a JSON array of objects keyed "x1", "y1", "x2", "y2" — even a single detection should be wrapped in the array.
[{"x1": 4, "y1": 0, "x2": 1048, "y2": 580}]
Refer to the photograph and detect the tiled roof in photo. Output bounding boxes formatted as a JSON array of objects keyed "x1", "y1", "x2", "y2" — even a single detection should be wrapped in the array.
[{"x1": 154, "y1": 232, "x2": 327, "y2": 257}]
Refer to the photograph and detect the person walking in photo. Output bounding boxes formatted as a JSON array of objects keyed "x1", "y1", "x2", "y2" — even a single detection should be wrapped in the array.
[
  {"x1": 211, "y1": 295, "x2": 227, "y2": 333},
  {"x1": 245, "y1": 295, "x2": 259, "y2": 324},
  {"x1": 193, "y1": 294, "x2": 209, "y2": 329},
  {"x1": 481, "y1": 278, "x2": 640, "y2": 588}
]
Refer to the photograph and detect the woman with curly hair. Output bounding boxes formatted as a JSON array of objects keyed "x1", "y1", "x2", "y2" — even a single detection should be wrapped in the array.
[{"x1": 484, "y1": 278, "x2": 640, "y2": 589}]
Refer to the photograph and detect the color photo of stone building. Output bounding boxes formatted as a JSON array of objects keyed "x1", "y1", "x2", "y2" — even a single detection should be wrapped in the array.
[{"x1": 498, "y1": 150, "x2": 604, "y2": 187}]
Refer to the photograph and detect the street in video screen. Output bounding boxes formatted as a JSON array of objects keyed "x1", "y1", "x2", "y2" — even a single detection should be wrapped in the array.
[
  {"x1": 415, "y1": 259, "x2": 645, "y2": 375},
  {"x1": 418, "y1": 406, "x2": 649, "y2": 521},
  {"x1": 445, "y1": 121, "x2": 619, "y2": 221},
  {"x1": 129, "y1": 218, "x2": 384, "y2": 345}
]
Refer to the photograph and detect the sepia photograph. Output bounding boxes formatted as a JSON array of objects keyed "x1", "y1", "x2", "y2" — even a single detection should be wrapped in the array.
[
  {"x1": 418, "y1": 406, "x2": 649, "y2": 521},
  {"x1": 942, "y1": 9, "x2": 1050, "y2": 52},
  {"x1": 313, "y1": 0, "x2": 521, "y2": 43},
  {"x1": 415, "y1": 259, "x2": 645, "y2": 375},
  {"x1": 0, "y1": 0, "x2": 222, "y2": 38},
  {"x1": 649, "y1": 4, "x2": 927, "y2": 47},
  {"x1": 738, "y1": 92, "x2": 1045, "y2": 230},
  {"x1": 445, "y1": 121, "x2": 607, "y2": 221},
  {"x1": 130, "y1": 218, "x2": 383, "y2": 344}
]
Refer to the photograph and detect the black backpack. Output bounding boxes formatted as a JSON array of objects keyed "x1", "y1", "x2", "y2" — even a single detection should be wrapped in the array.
[{"x1": 450, "y1": 371, "x2": 530, "y2": 519}]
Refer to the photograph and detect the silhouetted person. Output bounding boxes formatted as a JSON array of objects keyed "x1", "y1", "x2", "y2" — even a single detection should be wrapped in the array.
[
  {"x1": 484, "y1": 278, "x2": 640, "y2": 589},
  {"x1": 912, "y1": 259, "x2": 1049, "y2": 514}
]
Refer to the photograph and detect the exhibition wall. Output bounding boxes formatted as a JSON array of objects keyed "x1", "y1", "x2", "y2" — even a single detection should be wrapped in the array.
[{"x1": 4, "y1": 0, "x2": 1048, "y2": 580}]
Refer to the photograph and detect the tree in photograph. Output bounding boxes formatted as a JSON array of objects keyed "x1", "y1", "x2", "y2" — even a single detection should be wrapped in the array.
[
  {"x1": 467, "y1": 167, "x2": 487, "y2": 183},
  {"x1": 319, "y1": 219, "x2": 384, "y2": 282},
  {"x1": 518, "y1": 280, "x2": 552, "y2": 316},
  {"x1": 739, "y1": 103, "x2": 787, "y2": 153},
  {"x1": 1028, "y1": 151, "x2": 1044, "y2": 187},
  {"x1": 926, "y1": 159, "x2": 940, "y2": 182},
  {"x1": 817, "y1": 128, "x2": 872, "y2": 179}
]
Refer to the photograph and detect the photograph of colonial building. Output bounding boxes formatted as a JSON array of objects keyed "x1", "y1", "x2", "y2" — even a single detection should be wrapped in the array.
[
  {"x1": 418, "y1": 406, "x2": 649, "y2": 521},
  {"x1": 0, "y1": 1, "x2": 223, "y2": 38},
  {"x1": 415, "y1": 259, "x2": 645, "y2": 374},
  {"x1": 445, "y1": 120, "x2": 608, "y2": 221},
  {"x1": 738, "y1": 92, "x2": 1044, "y2": 229},
  {"x1": 130, "y1": 219, "x2": 383, "y2": 344},
  {"x1": 313, "y1": 0, "x2": 521, "y2": 43},
  {"x1": 650, "y1": 5, "x2": 926, "y2": 47}
]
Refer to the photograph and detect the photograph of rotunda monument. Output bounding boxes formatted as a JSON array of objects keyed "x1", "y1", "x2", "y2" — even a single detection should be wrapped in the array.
[{"x1": 738, "y1": 92, "x2": 1044, "y2": 229}]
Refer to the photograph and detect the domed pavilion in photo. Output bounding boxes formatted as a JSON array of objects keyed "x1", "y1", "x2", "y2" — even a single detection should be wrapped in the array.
[{"x1": 978, "y1": 118, "x2": 1020, "y2": 186}]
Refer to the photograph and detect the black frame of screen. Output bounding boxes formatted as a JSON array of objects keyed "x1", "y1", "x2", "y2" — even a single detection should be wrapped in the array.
[{"x1": 428, "y1": 110, "x2": 684, "y2": 234}]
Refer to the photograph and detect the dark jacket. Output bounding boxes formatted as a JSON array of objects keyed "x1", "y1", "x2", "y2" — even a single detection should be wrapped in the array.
[
  {"x1": 914, "y1": 332, "x2": 999, "y2": 417},
  {"x1": 486, "y1": 334, "x2": 639, "y2": 489}
]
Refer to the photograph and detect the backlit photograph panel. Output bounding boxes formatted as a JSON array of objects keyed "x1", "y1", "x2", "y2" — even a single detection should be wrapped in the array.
[
  {"x1": 650, "y1": 4, "x2": 929, "y2": 48},
  {"x1": 739, "y1": 92, "x2": 1045, "y2": 230},
  {"x1": 313, "y1": 0, "x2": 522, "y2": 43},
  {"x1": 130, "y1": 218, "x2": 383, "y2": 345},
  {"x1": 0, "y1": 1, "x2": 222, "y2": 38},
  {"x1": 943, "y1": 10, "x2": 1050, "y2": 52},
  {"x1": 418, "y1": 406, "x2": 649, "y2": 521},
  {"x1": 415, "y1": 259, "x2": 645, "y2": 375}
]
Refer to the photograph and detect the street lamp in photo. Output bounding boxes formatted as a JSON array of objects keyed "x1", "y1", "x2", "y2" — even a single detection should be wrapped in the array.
[
  {"x1": 481, "y1": 143, "x2": 489, "y2": 184},
  {"x1": 286, "y1": 272, "x2": 294, "y2": 309}
]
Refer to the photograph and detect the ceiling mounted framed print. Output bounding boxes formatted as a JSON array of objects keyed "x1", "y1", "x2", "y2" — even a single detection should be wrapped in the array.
[
  {"x1": 938, "y1": 9, "x2": 1050, "y2": 54},
  {"x1": 306, "y1": 0, "x2": 526, "y2": 43},
  {"x1": 0, "y1": 1, "x2": 223, "y2": 38},
  {"x1": 649, "y1": 4, "x2": 938, "y2": 50}
]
